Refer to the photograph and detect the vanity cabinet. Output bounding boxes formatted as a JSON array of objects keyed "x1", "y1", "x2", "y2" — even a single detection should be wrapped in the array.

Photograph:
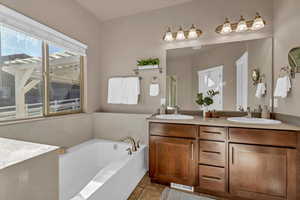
[
  {"x1": 149, "y1": 122, "x2": 298, "y2": 200},
  {"x1": 149, "y1": 123, "x2": 198, "y2": 186},
  {"x1": 229, "y1": 144, "x2": 292, "y2": 200}
]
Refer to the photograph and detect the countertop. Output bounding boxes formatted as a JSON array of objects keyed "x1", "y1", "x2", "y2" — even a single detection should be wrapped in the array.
[
  {"x1": 147, "y1": 115, "x2": 300, "y2": 131},
  {"x1": 0, "y1": 137, "x2": 59, "y2": 170}
]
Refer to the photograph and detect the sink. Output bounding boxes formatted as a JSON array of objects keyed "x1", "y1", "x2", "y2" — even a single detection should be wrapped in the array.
[
  {"x1": 155, "y1": 114, "x2": 194, "y2": 120},
  {"x1": 227, "y1": 117, "x2": 282, "y2": 125}
]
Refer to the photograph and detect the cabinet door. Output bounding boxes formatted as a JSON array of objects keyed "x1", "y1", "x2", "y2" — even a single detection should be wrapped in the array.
[
  {"x1": 149, "y1": 136, "x2": 197, "y2": 186},
  {"x1": 229, "y1": 144, "x2": 290, "y2": 200}
]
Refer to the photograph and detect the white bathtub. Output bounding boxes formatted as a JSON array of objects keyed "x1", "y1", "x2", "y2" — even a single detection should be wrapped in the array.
[{"x1": 59, "y1": 139, "x2": 148, "y2": 200}]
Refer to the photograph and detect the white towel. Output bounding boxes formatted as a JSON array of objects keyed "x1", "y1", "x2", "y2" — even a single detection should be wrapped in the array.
[
  {"x1": 149, "y1": 84, "x2": 159, "y2": 96},
  {"x1": 255, "y1": 83, "x2": 266, "y2": 98},
  {"x1": 274, "y1": 76, "x2": 291, "y2": 98},
  {"x1": 123, "y1": 77, "x2": 140, "y2": 104},
  {"x1": 107, "y1": 78, "x2": 124, "y2": 104}
]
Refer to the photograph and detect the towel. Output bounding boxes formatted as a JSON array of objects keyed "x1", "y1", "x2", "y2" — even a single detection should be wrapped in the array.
[
  {"x1": 107, "y1": 78, "x2": 124, "y2": 104},
  {"x1": 149, "y1": 84, "x2": 159, "y2": 96},
  {"x1": 274, "y1": 76, "x2": 291, "y2": 98},
  {"x1": 123, "y1": 77, "x2": 140, "y2": 104},
  {"x1": 255, "y1": 83, "x2": 266, "y2": 98}
]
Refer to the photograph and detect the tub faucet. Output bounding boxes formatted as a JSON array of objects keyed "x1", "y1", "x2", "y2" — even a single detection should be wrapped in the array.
[
  {"x1": 121, "y1": 137, "x2": 137, "y2": 152},
  {"x1": 174, "y1": 105, "x2": 180, "y2": 114}
]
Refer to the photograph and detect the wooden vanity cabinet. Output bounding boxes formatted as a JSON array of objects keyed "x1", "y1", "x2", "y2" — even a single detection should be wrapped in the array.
[
  {"x1": 228, "y1": 128, "x2": 297, "y2": 200},
  {"x1": 229, "y1": 143, "x2": 294, "y2": 200},
  {"x1": 149, "y1": 123, "x2": 198, "y2": 186},
  {"x1": 149, "y1": 122, "x2": 298, "y2": 200}
]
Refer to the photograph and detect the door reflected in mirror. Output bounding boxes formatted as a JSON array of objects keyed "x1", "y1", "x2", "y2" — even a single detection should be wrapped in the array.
[{"x1": 166, "y1": 37, "x2": 273, "y2": 112}]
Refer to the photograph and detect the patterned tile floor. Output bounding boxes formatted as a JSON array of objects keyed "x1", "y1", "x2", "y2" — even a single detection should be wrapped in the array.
[{"x1": 128, "y1": 174, "x2": 227, "y2": 200}]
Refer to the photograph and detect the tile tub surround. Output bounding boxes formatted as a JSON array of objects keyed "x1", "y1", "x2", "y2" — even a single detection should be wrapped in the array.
[
  {"x1": 0, "y1": 137, "x2": 59, "y2": 170},
  {"x1": 147, "y1": 115, "x2": 300, "y2": 131}
]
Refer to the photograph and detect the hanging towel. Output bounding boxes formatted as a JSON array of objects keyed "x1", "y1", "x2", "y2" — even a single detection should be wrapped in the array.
[
  {"x1": 255, "y1": 83, "x2": 266, "y2": 98},
  {"x1": 149, "y1": 83, "x2": 159, "y2": 96},
  {"x1": 274, "y1": 76, "x2": 291, "y2": 98},
  {"x1": 123, "y1": 77, "x2": 140, "y2": 104},
  {"x1": 107, "y1": 78, "x2": 124, "y2": 104}
]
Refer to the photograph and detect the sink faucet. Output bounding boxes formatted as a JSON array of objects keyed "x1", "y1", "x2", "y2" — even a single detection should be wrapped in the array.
[
  {"x1": 174, "y1": 105, "x2": 180, "y2": 114},
  {"x1": 247, "y1": 107, "x2": 252, "y2": 118},
  {"x1": 121, "y1": 137, "x2": 137, "y2": 152}
]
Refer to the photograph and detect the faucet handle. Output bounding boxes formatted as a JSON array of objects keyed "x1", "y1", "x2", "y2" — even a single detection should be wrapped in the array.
[
  {"x1": 136, "y1": 140, "x2": 141, "y2": 149},
  {"x1": 126, "y1": 148, "x2": 132, "y2": 155}
]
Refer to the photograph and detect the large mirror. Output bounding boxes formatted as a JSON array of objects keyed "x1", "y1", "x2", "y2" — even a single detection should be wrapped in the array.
[{"x1": 166, "y1": 37, "x2": 273, "y2": 112}]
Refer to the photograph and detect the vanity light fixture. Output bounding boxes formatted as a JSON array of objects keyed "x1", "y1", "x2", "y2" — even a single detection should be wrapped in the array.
[
  {"x1": 163, "y1": 27, "x2": 174, "y2": 42},
  {"x1": 220, "y1": 18, "x2": 233, "y2": 35},
  {"x1": 163, "y1": 25, "x2": 202, "y2": 42},
  {"x1": 176, "y1": 26, "x2": 186, "y2": 40},
  {"x1": 236, "y1": 16, "x2": 248, "y2": 32},
  {"x1": 216, "y1": 13, "x2": 266, "y2": 34},
  {"x1": 188, "y1": 24, "x2": 198, "y2": 39},
  {"x1": 251, "y1": 12, "x2": 265, "y2": 31}
]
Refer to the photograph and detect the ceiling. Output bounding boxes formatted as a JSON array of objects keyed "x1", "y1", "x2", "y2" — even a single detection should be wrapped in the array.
[{"x1": 75, "y1": 0, "x2": 193, "y2": 21}]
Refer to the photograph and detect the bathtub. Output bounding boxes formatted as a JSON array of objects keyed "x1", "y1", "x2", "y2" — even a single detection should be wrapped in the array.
[{"x1": 59, "y1": 139, "x2": 148, "y2": 200}]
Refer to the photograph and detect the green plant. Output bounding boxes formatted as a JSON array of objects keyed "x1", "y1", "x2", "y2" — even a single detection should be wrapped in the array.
[
  {"x1": 137, "y1": 58, "x2": 160, "y2": 66},
  {"x1": 196, "y1": 90, "x2": 220, "y2": 107}
]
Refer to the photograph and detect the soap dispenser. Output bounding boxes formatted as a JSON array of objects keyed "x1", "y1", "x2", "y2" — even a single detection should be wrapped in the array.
[{"x1": 261, "y1": 105, "x2": 270, "y2": 119}]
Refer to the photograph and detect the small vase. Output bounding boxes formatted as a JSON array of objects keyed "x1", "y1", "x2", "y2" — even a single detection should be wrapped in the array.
[{"x1": 201, "y1": 107, "x2": 208, "y2": 118}]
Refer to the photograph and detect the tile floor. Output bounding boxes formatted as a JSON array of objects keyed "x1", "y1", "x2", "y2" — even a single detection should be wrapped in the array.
[{"x1": 128, "y1": 174, "x2": 226, "y2": 200}]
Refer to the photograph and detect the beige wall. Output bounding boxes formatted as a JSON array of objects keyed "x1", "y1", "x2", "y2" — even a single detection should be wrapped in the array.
[
  {"x1": 273, "y1": 0, "x2": 300, "y2": 116},
  {"x1": 93, "y1": 112, "x2": 150, "y2": 145},
  {"x1": 0, "y1": 0, "x2": 102, "y2": 113},
  {"x1": 0, "y1": 114, "x2": 93, "y2": 147},
  {"x1": 98, "y1": 0, "x2": 273, "y2": 114}
]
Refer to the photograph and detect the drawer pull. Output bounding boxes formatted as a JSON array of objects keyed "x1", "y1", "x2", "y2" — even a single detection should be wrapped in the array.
[
  {"x1": 202, "y1": 150, "x2": 221, "y2": 154},
  {"x1": 202, "y1": 131, "x2": 221, "y2": 135},
  {"x1": 202, "y1": 175, "x2": 221, "y2": 181}
]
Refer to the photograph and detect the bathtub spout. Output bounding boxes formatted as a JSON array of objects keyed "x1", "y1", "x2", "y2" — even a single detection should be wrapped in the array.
[{"x1": 121, "y1": 137, "x2": 137, "y2": 152}]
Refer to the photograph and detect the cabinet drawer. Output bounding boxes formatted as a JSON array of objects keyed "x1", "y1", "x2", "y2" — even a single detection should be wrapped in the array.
[
  {"x1": 199, "y1": 126, "x2": 226, "y2": 141},
  {"x1": 199, "y1": 165, "x2": 225, "y2": 192},
  {"x1": 149, "y1": 123, "x2": 198, "y2": 138},
  {"x1": 199, "y1": 141, "x2": 225, "y2": 167},
  {"x1": 229, "y1": 128, "x2": 297, "y2": 148}
]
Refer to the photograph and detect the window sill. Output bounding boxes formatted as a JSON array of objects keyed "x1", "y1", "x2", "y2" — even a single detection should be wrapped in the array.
[{"x1": 0, "y1": 112, "x2": 92, "y2": 127}]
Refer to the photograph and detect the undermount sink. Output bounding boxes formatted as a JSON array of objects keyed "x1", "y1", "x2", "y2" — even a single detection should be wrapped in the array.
[
  {"x1": 155, "y1": 114, "x2": 194, "y2": 120},
  {"x1": 227, "y1": 117, "x2": 282, "y2": 125}
]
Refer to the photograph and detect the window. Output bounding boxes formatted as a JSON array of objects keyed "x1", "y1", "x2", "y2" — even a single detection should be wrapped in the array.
[
  {"x1": 47, "y1": 45, "x2": 82, "y2": 114},
  {"x1": 0, "y1": 4, "x2": 87, "y2": 122},
  {"x1": 0, "y1": 26, "x2": 43, "y2": 120}
]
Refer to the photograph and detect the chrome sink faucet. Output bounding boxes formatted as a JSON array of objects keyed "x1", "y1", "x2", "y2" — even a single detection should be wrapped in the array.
[
  {"x1": 247, "y1": 107, "x2": 252, "y2": 118},
  {"x1": 121, "y1": 137, "x2": 137, "y2": 152},
  {"x1": 174, "y1": 105, "x2": 180, "y2": 114}
]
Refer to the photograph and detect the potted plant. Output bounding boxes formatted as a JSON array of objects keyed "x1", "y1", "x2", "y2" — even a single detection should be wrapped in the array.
[
  {"x1": 137, "y1": 58, "x2": 160, "y2": 70},
  {"x1": 196, "y1": 90, "x2": 220, "y2": 118}
]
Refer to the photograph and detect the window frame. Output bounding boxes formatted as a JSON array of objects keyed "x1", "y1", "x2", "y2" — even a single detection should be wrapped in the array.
[{"x1": 42, "y1": 42, "x2": 84, "y2": 117}]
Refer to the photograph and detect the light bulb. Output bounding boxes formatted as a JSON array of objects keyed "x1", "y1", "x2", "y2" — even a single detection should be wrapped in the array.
[
  {"x1": 251, "y1": 13, "x2": 265, "y2": 31},
  {"x1": 236, "y1": 16, "x2": 248, "y2": 32},
  {"x1": 188, "y1": 24, "x2": 198, "y2": 39},
  {"x1": 163, "y1": 27, "x2": 174, "y2": 42},
  {"x1": 176, "y1": 26, "x2": 186, "y2": 40},
  {"x1": 220, "y1": 18, "x2": 232, "y2": 35}
]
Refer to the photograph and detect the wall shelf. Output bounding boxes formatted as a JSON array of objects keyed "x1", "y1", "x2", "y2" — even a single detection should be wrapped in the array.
[{"x1": 133, "y1": 67, "x2": 163, "y2": 75}]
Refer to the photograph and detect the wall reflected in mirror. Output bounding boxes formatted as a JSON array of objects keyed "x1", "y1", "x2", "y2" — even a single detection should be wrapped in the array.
[{"x1": 166, "y1": 37, "x2": 273, "y2": 112}]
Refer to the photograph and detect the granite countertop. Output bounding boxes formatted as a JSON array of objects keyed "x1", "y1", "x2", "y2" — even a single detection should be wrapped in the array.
[
  {"x1": 147, "y1": 115, "x2": 300, "y2": 131},
  {"x1": 0, "y1": 138, "x2": 59, "y2": 170}
]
